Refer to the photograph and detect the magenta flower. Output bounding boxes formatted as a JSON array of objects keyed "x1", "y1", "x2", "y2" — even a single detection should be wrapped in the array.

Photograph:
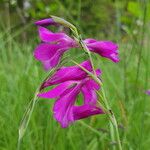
[
  {"x1": 38, "y1": 60, "x2": 104, "y2": 128},
  {"x1": 146, "y1": 90, "x2": 150, "y2": 95},
  {"x1": 84, "y1": 39, "x2": 119, "y2": 63},
  {"x1": 34, "y1": 19, "x2": 119, "y2": 71},
  {"x1": 34, "y1": 26, "x2": 76, "y2": 70},
  {"x1": 41, "y1": 60, "x2": 93, "y2": 88}
]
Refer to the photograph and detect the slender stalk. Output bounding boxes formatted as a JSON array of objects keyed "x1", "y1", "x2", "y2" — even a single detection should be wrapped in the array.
[
  {"x1": 18, "y1": 67, "x2": 57, "y2": 149},
  {"x1": 72, "y1": 28, "x2": 96, "y2": 76},
  {"x1": 111, "y1": 112, "x2": 122, "y2": 150},
  {"x1": 101, "y1": 88, "x2": 117, "y2": 150},
  {"x1": 72, "y1": 29, "x2": 122, "y2": 149}
]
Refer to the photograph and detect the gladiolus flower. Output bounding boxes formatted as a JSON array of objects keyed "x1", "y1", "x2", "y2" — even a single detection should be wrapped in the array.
[
  {"x1": 38, "y1": 60, "x2": 104, "y2": 128},
  {"x1": 34, "y1": 26, "x2": 76, "y2": 70},
  {"x1": 84, "y1": 39, "x2": 119, "y2": 63},
  {"x1": 41, "y1": 60, "x2": 93, "y2": 88},
  {"x1": 34, "y1": 19, "x2": 119, "y2": 71}
]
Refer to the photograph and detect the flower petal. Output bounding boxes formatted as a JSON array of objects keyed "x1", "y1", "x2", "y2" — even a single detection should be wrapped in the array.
[
  {"x1": 42, "y1": 60, "x2": 93, "y2": 87},
  {"x1": 33, "y1": 43, "x2": 68, "y2": 70},
  {"x1": 38, "y1": 81, "x2": 75, "y2": 99},
  {"x1": 73, "y1": 104, "x2": 104, "y2": 120},
  {"x1": 34, "y1": 43, "x2": 58, "y2": 61},
  {"x1": 81, "y1": 86, "x2": 97, "y2": 105},
  {"x1": 85, "y1": 39, "x2": 119, "y2": 63},
  {"x1": 35, "y1": 18, "x2": 57, "y2": 26},
  {"x1": 84, "y1": 38, "x2": 97, "y2": 44},
  {"x1": 38, "y1": 26, "x2": 73, "y2": 44},
  {"x1": 41, "y1": 50, "x2": 62, "y2": 70},
  {"x1": 53, "y1": 84, "x2": 81, "y2": 128},
  {"x1": 81, "y1": 79, "x2": 100, "y2": 104}
]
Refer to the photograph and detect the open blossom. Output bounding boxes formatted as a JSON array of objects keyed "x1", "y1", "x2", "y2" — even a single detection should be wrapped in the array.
[
  {"x1": 34, "y1": 26, "x2": 76, "y2": 70},
  {"x1": 84, "y1": 39, "x2": 119, "y2": 63},
  {"x1": 34, "y1": 18, "x2": 119, "y2": 71},
  {"x1": 146, "y1": 90, "x2": 150, "y2": 95},
  {"x1": 38, "y1": 60, "x2": 104, "y2": 127},
  {"x1": 41, "y1": 60, "x2": 93, "y2": 89}
]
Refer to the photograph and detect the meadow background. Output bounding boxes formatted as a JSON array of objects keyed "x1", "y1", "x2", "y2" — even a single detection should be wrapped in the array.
[{"x1": 0, "y1": 0, "x2": 150, "y2": 150}]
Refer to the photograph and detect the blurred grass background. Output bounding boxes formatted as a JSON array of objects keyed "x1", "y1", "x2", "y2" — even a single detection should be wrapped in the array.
[{"x1": 0, "y1": 0, "x2": 150, "y2": 150}]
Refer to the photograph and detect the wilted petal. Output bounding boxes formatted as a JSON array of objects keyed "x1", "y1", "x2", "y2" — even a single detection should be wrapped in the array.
[
  {"x1": 42, "y1": 60, "x2": 92, "y2": 87},
  {"x1": 35, "y1": 18, "x2": 57, "y2": 26},
  {"x1": 38, "y1": 81, "x2": 75, "y2": 99},
  {"x1": 53, "y1": 84, "x2": 81, "y2": 128},
  {"x1": 84, "y1": 39, "x2": 119, "y2": 63},
  {"x1": 73, "y1": 104, "x2": 104, "y2": 120}
]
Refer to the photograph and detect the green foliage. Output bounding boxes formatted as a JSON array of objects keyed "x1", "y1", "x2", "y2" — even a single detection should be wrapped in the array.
[{"x1": 128, "y1": 1, "x2": 150, "y2": 20}]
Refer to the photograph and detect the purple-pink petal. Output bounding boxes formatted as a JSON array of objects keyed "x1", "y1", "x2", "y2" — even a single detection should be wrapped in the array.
[
  {"x1": 34, "y1": 43, "x2": 69, "y2": 70},
  {"x1": 41, "y1": 51, "x2": 62, "y2": 70},
  {"x1": 81, "y1": 78, "x2": 100, "y2": 105},
  {"x1": 38, "y1": 81, "x2": 75, "y2": 99},
  {"x1": 35, "y1": 18, "x2": 57, "y2": 26},
  {"x1": 53, "y1": 84, "x2": 81, "y2": 128},
  {"x1": 73, "y1": 104, "x2": 104, "y2": 120},
  {"x1": 34, "y1": 43, "x2": 58, "y2": 61},
  {"x1": 84, "y1": 39, "x2": 119, "y2": 63},
  {"x1": 42, "y1": 60, "x2": 93, "y2": 88},
  {"x1": 38, "y1": 26, "x2": 75, "y2": 45},
  {"x1": 81, "y1": 85, "x2": 98, "y2": 105}
]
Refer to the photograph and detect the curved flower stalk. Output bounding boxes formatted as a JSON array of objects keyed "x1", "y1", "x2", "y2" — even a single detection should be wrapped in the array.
[
  {"x1": 34, "y1": 18, "x2": 119, "y2": 71},
  {"x1": 38, "y1": 61, "x2": 103, "y2": 127}
]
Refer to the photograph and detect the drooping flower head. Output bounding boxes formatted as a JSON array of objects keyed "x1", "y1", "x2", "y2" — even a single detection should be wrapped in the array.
[{"x1": 38, "y1": 60, "x2": 104, "y2": 128}]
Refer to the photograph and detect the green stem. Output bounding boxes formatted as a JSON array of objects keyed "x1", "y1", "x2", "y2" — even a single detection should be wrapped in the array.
[
  {"x1": 101, "y1": 88, "x2": 116, "y2": 150},
  {"x1": 80, "y1": 40, "x2": 96, "y2": 76},
  {"x1": 18, "y1": 68, "x2": 57, "y2": 149},
  {"x1": 73, "y1": 29, "x2": 122, "y2": 149},
  {"x1": 110, "y1": 111, "x2": 122, "y2": 150}
]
